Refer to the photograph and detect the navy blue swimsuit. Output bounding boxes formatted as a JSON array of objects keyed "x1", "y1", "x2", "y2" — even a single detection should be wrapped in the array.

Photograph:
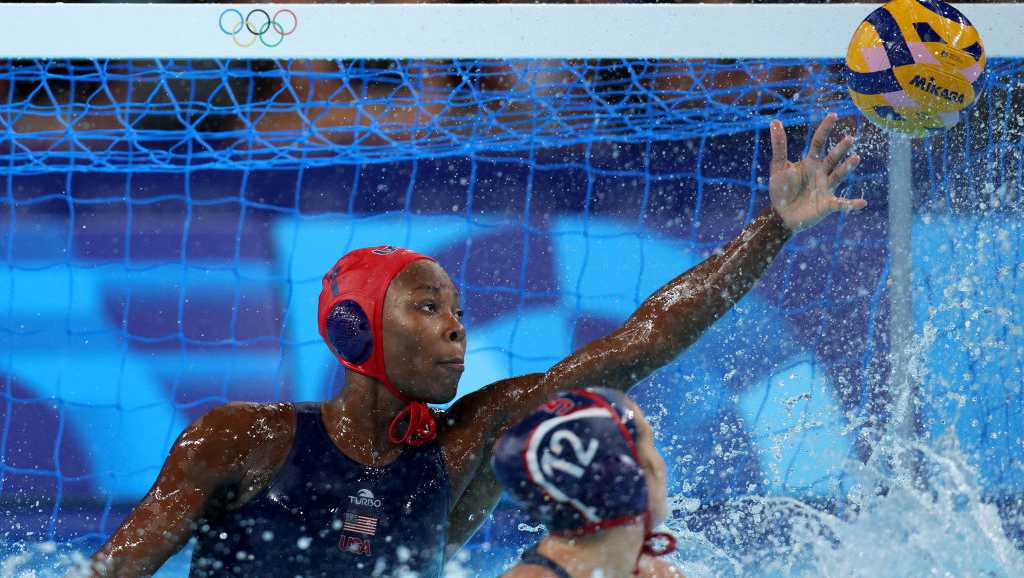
[{"x1": 189, "y1": 403, "x2": 451, "y2": 577}]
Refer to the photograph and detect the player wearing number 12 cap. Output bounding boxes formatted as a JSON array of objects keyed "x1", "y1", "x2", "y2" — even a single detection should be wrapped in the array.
[
  {"x1": 80, "y1": 114, "x2": 864, "y2": 577},
  {"x1": 494, "y1": 388, "x2": 685, "y2": 578}
]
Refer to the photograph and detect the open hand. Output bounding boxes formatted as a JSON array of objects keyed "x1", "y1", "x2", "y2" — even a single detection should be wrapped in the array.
[{"x1": 769, "y1": 113, "x2": 867, "y2": 232}]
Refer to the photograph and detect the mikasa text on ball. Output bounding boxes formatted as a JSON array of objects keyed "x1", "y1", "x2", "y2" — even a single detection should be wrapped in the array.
[{"x1": 845, "y1": 0, "x2": 986, "y2": 137}]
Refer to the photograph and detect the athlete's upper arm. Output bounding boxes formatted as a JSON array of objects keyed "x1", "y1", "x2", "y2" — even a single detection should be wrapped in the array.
[
  {"x1": 78, "y1": 403, "x2": 266, "y2": 577},
  {"x1": 441, "y1": 374, "x2": 543, "y2": 557},
  {"x1": 444, "y1": 462, "x2": 502, "y2": 559},
  {"x1": 442, "y1": 372, "x2": 549, "y2": 487}
]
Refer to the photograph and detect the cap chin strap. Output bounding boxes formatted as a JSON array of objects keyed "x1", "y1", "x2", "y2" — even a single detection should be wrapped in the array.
[
  {"x1": 633, "y1": 512, "x2": 678, "y2": 576},
  {"x1": 381, "y1": 380, "x2": 437, "y2": 447}
]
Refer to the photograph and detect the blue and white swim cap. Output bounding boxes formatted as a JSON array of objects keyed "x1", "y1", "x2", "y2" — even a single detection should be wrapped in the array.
[{"x1": 492, "y1": 387, "x2": 648, "y2": 535}]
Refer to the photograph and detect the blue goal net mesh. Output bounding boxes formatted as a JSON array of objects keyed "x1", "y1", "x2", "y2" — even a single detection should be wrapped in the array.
[{"x1": 1, "y1": 57, "x2": 1022, "y2": 565}]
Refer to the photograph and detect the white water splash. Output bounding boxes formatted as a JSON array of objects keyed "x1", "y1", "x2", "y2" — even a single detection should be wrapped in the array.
[
  {"x1": 661, "y1": 426, "x2": 1023, "y2": 578},
  {"x1": 806, "y1": 432, "x2": 1022, "y2": 578},
  {"x1": 1, "y1": 542, "x2": 88, "y2": 578}
]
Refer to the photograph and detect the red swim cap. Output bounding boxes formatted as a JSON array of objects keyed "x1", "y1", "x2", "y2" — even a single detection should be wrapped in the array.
[{"x1": 317, "y1": 246, "x2": 438, "y2": 446}]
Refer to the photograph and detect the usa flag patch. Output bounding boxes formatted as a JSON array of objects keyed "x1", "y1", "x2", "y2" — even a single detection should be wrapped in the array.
[{"x1": 343, "y1": 513, "x2": 378, "y2": 536}]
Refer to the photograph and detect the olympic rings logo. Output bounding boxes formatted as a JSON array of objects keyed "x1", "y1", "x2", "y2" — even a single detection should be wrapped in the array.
[{"x1": 219, "y1": 9, "x2": 298, "y2": 48}]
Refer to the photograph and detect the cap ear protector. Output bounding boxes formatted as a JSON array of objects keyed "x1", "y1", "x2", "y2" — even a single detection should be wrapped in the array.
[{"x1": 325, "y1": 300, "x2": 373, "y2": 365}]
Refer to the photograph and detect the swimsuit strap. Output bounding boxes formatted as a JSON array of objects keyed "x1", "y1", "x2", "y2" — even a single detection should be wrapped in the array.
[{"x1": 520, "y1": 545, "x2": 574, "y2": 578}]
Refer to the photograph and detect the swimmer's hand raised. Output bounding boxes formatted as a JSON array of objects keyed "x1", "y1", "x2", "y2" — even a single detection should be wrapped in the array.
[{"x1": 769, "y1": 113, "x2": 867, "y2": 232}]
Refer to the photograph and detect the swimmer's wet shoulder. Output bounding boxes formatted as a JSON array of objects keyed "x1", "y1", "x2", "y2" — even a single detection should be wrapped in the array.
[{"x1": 73, "y1": 401, "x2": 292, "y2": 577}]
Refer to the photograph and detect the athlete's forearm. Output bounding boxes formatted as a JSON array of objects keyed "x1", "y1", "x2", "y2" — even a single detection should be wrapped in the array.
[
  {"x1": 633, "y1": 205, "x2": 791, "y2": 354},
  {"x1": 538, "y1": 206, "x2": 791, "y2": 393},
  {"x1": 74, "y1": 510, "x2": 194, "y2": 578}
]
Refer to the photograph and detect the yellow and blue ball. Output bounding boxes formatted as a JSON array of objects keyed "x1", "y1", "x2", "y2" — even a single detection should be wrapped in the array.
[{"x1": 845, "y1": 0, "x2": 986, "y2": 137}]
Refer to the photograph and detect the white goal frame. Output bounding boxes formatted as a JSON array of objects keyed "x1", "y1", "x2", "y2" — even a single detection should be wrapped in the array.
[{"x1": 1, "y1": 3, "x2": 1022, "y2": 60}]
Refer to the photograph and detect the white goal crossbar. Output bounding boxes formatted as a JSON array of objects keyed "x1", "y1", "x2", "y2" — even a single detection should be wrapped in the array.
[{"x1": 2, "y1": 3, "x2": 1023, "y2": 60}]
